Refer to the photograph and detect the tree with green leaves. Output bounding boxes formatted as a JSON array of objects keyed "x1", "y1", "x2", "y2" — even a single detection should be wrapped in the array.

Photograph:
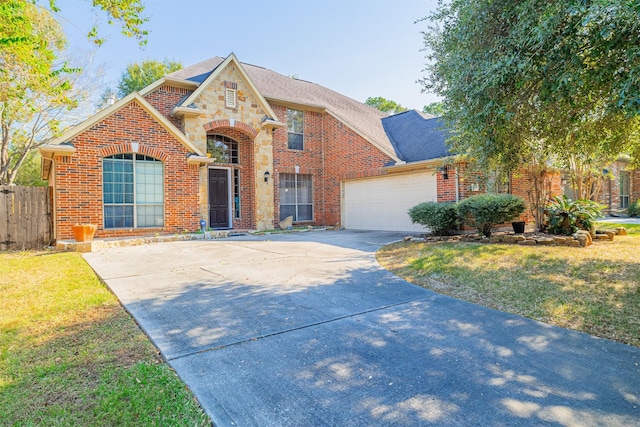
[
  {"x1": 422, "y1": 101, "x2": 444, "y2": 117},
  {"x1": 0, "y1": 0, "x2": 147, "y2": 184},
  {"x1": 420, "y1": 0, "x2": 640, "y2": 195},
  {"x1": 117, "y1": 59, "x2": 182, "y2": 98},
  {"x1": 365, "y1": 96, "x2": 407, "y2": 114}
]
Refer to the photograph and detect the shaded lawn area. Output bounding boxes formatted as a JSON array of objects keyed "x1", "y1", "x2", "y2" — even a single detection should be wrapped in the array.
[
  {"x1": 0, "y1": 251, "x2": 211, "y2": 426},
  {"x1": 377, "y1": 223, "x2": 640, "y2": 348}
]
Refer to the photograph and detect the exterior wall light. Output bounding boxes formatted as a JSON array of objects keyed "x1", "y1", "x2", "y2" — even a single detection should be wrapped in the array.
[
  {"x1": 439, "y1": 166, "x2": 449, "y2": 180},
  {"x1": 264, "y1": 170, "x2": 271, "y2": 182}
]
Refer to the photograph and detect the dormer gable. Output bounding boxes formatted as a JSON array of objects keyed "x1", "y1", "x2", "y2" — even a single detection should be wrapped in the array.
[{"x1": 176, "y1": 53, "x2": 279, "y2": 122}]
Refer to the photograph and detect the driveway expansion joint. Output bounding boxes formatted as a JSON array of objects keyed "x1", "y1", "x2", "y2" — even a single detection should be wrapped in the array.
[{"x1": 165, "y1": 296, "x2": 430, "y2": 362}]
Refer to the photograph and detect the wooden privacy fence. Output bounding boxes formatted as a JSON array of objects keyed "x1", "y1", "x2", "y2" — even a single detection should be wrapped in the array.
[{"x1": 0, "y1": 185, "x2": 52, "y2": 251}]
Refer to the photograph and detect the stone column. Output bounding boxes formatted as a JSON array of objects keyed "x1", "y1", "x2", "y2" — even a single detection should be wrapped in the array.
[{"x1": 254, "y1": 130, "x2": 274, "y2": 230}]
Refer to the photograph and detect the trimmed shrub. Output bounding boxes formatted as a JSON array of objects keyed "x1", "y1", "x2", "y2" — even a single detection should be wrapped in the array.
[
  {"x1": 628, "y1": 199, "x2": 640, "y2": 217},
  {"x1": 408, "y1": 202, "x2": 459, "y2": 235},
  {"x1": 544, "y1": 195, "x2": 604, "y2": 235},
  {"x1": 457, "y1": 194, "x2": 526, "y2": 237}
]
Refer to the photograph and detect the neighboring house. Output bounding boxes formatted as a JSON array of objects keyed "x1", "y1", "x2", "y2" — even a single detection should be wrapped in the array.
[
  {"x1": 582, "y1": 158, "x2": 640, "y2": 216},
  {"x1": 39, "y1": 53, "x2": 637, "y2": 241}
]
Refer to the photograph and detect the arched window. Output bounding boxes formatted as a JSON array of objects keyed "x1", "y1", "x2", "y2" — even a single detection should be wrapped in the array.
[
  {"x1": 103, "y1": 153, "x2": 164, "y2": 228},
  {"x1": 207, "y1": 134, "x2": 239, "y2": 164}
]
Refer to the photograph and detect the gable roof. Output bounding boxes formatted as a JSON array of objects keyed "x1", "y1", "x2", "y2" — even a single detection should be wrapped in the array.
[
  {"x1": 381, "y1": 110, "x2": 450, "y2": 163},
  {"x1": 167, "y1": 55, "x2": 400, "y2": 161},
  {"x1": 176, "y1": 53, "x2": 279, "y2": 122},
  {"x1": 48, "y1": 92, "x2": 206, "y2": 156}
]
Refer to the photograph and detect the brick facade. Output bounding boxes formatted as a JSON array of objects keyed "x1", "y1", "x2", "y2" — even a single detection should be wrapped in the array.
[
  {"x1": 144, "y1": 85, "x2": 192, "y2": 131},
  {"x1": 270, "y1": 104, "x2": 393, "y2": 228},
  {"x1": 436, "y1": 162, "x2": 563, "y2": 226},
  {"x1": 49, "y1": 56, "x2": 396, "y2": 240},
  {"x1": 322, "y1": 115, "x2": 394, "y2": 226},
  {"x1": 53, "y1": 101, "x2": 200, "y2": 240},
  {"x1": 52, "y1": 55, "x2": 621, "y2": 242}
]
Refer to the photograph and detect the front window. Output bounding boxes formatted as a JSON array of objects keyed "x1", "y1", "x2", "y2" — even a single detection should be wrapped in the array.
[
  {"x1": 207, "y1": 134, "x2": 239, "y2": 164},
  {"x1": 287, "y1": 109, "x2": 304, "y2": 150},
  {"x1": 279, "y1": 173, "x2": 313, "y2": 221},
  {"x1": 486, "y1": 169, "x2": 510, "y2": 194},
  {"x1": 620, "y1": 171, "x2": 630, "y2": 209},
  {"x1": 103, "y1": 154, "x2": 164, "y2": 228}
]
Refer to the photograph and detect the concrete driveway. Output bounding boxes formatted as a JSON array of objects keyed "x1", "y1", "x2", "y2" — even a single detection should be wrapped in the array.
[{"x1": 84, "y1": 230, "x2": 640, "y2": 426}]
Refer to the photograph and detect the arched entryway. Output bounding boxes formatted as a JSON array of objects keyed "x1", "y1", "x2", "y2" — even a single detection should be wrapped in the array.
[{"x1": 205, "y1": 131, "x2": 256, "y2": 229}]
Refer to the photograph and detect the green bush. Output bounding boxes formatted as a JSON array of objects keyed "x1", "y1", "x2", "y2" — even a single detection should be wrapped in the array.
[
  {"x1": 544, "y1": 195, "x2": 604, "y2": 235},
  {"x1": 408, "y1": 202, "x2": 459, "y2": 235},
  {"x1": 628, "y1": 199, "x2": 640, "y2": 217},
  {"x1": 457, "y1": 194, "x2": 526, "y2": 237}
]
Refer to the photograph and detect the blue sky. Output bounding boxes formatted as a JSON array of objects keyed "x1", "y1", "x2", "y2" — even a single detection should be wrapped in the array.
[{"x1": 55, "y1": 0, "x2": 441, "y2": 110}]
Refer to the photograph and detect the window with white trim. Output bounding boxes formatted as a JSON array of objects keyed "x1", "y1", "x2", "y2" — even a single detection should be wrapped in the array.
[
  {"x1": 279, "y1": 173, "x2": 313, "y2": 221},
  {"x1": 103, "y1": 154, "x2": 164, "y2": 228},
  {"x1": 287, "y1": 109, "x2": 304, "y2": 150}
]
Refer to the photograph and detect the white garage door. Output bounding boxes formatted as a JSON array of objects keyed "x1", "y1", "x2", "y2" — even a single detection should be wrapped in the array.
[{"x1": 342, "y1": 171, "x2": 437, "y2": 232}]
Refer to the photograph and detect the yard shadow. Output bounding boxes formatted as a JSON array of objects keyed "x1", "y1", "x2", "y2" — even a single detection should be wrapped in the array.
[
  {"x1": 110, "y1": 253, "x2": 640, "y2": 426},
  {"x1": 385, "y1": 241, "x2": 640, "y2": 347}
]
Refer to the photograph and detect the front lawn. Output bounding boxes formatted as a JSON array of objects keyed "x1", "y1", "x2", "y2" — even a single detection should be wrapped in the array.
[
  {"x1": 377, "y1": 223, "x2": 640, "y2": 347},
  {"x1": 0, "y1": 251, "x2": 211, "y2": 426}
]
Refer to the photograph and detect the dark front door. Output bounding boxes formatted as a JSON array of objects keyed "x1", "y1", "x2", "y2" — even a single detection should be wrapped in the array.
[{"x1": 208, "y1": 169, "x2": 230, "y2": 228}]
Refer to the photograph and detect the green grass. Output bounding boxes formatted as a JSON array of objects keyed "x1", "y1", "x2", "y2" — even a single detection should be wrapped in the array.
[
  {"x1": 596, "y1": 221, "x2": 640, "y2": 234},
  {"x1": 377, "y1": 230, "x2": 640, "y2": 347},
  {"x1": 0, "y1": 251, "x2": 211, "y2": 426}
]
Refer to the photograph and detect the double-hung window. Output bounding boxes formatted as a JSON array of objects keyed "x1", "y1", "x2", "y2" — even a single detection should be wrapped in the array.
[
  {"x1": 279, "y1": 173, "x2": 313, "y2": 221},
  {"x1": 103, "y1": 154, "x2": 164, "y2": 228},
  {"x1": 287, "y1": 109, "x2": 304, "y2": 150}
]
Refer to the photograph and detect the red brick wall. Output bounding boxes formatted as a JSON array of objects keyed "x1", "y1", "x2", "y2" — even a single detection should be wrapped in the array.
[
  {"x1": 270, "y1": 104, "x2": 393, "y2": 227},
  {"x1": 143, "y1": 85, "x2": 193, "y2": 130},
  {"x1": 436, "y1": 165, "x2": 456, "y2": 202},
  {"x1": 436, "y1": 162, "x2": 563, "y2": 226},
  {"x1": 322, "y1": 115, "x2": 394, "y2": 226},
  {"x1": 509, "y1": 168, "x2": 562, "y2": 224},
  {"x1": 271, "y1": 105, "x2": 325, "y2": 226},
  {"x1": 54, "y1": 100, "x2": 200, "y2": 240}
]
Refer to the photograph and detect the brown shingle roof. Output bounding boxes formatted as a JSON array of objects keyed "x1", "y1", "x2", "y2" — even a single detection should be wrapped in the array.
[{"x1": 167, "y1": 56, "x2": 397, "y2": 160}]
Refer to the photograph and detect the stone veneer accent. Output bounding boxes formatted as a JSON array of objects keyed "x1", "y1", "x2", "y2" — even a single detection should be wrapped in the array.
[{"x1": 178, "y1": 63, "x2": 274, "y2": 230}]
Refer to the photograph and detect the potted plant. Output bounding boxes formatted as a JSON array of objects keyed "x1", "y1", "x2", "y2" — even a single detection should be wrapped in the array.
[
  {"x1": 511, "y1": 221, "x2": 526, "y2": 234},
  {"x1": 72, "y1": 224, "x2": 97, "y2": 242}
]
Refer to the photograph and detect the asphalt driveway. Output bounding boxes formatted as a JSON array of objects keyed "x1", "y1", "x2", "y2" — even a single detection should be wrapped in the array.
[{"x1": 84, "y1": 230, "x2": 640, "y2": 426}]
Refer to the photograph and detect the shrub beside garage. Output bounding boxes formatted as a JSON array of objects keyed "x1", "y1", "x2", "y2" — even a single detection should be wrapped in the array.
[{"x1": 409, "y1": 194, "x2": 525, "y2": 237}]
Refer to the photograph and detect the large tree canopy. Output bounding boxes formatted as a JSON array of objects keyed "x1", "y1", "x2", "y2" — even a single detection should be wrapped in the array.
[
  {"x1": 365, "y1": 96, "x2": 408, "y2": 114},
  {"x1": 421, "y1": 0, "x2": 640, "y2": 174},
  {"x1": 422, "y1": 101, "x2": 444, "y2": 117},
  {"x1": 117, "y1": 59, "x2": 182, "y2": 98},
  {"x1": 0, "y1": 0, "x2": 147, "y2": 184}
]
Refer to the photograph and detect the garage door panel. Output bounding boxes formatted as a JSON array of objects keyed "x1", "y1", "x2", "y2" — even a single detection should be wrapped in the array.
[{"x1": 343, "y1": 172, "x2": 437, "y2": 232}]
